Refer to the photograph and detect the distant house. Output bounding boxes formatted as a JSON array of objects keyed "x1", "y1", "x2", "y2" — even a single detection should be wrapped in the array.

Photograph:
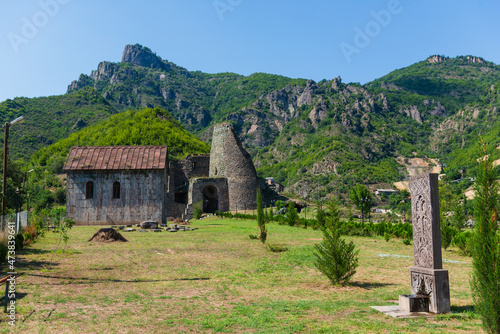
[
  {"x1": 266, "y1": 177, "x2": 284, "y2": 193},
  {"x1": 375, "y1": 189, "x2": 400, "y2": 196},
  {"x1": 64, "y1": 146, "x2": 169, "y2": 225}
]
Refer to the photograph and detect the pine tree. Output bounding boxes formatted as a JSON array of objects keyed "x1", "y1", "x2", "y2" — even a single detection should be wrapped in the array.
[
  {"x1": 471, "y1": 142, "x2": 500, "y2": 333},
  {"x1": 313, "y1": 201, "x2": 359, "y2": 286},
  {"x1": 287, "y1": 201, "x2": 299, "y2": 227},
  {"x1": 316, "y1": 201, "x2": 326, "y2": 230},
  {"x1": 256, "y1": 189, "x2": 267, "y2": 244}
]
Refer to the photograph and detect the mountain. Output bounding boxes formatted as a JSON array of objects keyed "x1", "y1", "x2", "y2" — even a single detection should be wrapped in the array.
[{"x1": 2, "y1": 45, "x2": 500, "y2": 198}]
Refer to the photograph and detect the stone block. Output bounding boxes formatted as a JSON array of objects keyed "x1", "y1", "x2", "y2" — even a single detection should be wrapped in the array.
[
  {"x1": 399, "y1": 295, "x2": 429, "y2": 313},
  {"x1": 410, "y1": 266, "x2": 451, "y2": 314}
]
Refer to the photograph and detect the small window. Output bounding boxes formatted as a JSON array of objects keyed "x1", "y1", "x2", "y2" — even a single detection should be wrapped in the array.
[
  {"x1": 86, "y1": 181, "x2": 94, "y2": 199},
  {"x1": 113, "y1": 181, "x2": 120, "y2": 199}
]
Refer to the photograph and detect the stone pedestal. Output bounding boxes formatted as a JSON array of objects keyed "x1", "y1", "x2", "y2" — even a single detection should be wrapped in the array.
[
  {"x1": 410, "y1": 267, "x2": 450, "y2": 313},
  {"x1": 399, "y1": 294, "x2": 429, "y2": 313}
]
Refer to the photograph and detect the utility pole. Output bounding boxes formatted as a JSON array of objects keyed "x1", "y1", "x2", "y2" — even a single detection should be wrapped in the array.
[
  {"x1": 2, "y1": 122, "x2": 10, "y2": 224},
  {"x1": 2, "y1": 117, "x2": 24, "y2": 226}
]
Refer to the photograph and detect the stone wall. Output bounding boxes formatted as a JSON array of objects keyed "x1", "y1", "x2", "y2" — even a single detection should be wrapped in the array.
[
  {"x1": 166, "y1": 155, "x2": 210, "y2": 217},
  {"x1": 66, "y1": 170, "x2": 166, "y2": 225},
  {"x1": 187, "y1": 178, "x2": 229, "y2": 214},
  {"x1": 209, "y1": 123, "x2": 258, "y2": 210}
]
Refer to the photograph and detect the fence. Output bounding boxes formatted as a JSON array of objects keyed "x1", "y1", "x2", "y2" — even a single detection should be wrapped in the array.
[{"x1": 0, "y1": 211, "x2": 29, "y2": 234}]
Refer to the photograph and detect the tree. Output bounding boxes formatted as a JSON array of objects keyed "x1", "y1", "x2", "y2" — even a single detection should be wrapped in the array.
[
  {"x1": 256, "y1": 189, "x2": 267, "y2": 244},
  {"x1": 287, "y1": 201, "x2": 299, "y2": 227},
  {"x1": 313, "y1": 201, "x2": 359, "y2": 286},
  {"x1": 471, "y1": 144, "x2": 500, "y2": 334},
  {"x1": 450, "y1": 201, "x2": 467, "y2": 232},
  {"x1": 349, "y1": 184, "x2": 373, "y2": 222},
  {"x1": 316, "y1": 201, "x2": 326, "y2": 230}
]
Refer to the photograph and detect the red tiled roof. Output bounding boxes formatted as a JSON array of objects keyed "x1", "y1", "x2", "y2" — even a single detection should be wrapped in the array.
[{"x1": 63, "y1": 146, "x2": 168, "y2": 171}]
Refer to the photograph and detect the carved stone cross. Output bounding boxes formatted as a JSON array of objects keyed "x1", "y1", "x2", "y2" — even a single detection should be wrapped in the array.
[{"x1": 406, "y1": 173, "x2": 451, "y2": 313}]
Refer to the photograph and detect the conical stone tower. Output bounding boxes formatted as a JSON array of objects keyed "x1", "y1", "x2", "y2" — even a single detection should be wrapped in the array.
[{"x1": 209, "y1": 123, "x2": 258, "y2": 210}]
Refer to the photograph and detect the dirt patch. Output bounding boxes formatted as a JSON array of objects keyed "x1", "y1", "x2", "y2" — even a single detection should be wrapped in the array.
[
  {"x1": 173, "y1": 218, "x2": 190, "y2": 225},
  {"x1": 88, "y1": 228, "x2": 128, "y2": 242}
]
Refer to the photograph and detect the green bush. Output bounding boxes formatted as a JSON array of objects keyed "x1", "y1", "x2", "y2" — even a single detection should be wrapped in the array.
[
  {"x1": 266, "y1": 243, "x2": 288, "y2": 253},
  {"x1": 193, "y1": 201, "x2": 203, "y2": 219},
  {"x1": 313, "y1": 202, "x2": 359, "y2": 286},
  {"x1": 452, "y1": 230, "x2": 473, "y2": 256},
  {"x1": 15, "y1": 233, "x2": 24, "y2": 251}
]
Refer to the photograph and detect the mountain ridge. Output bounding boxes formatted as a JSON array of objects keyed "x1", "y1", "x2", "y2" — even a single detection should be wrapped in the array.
[{"x1": 2, "y1": 44, "x2": 500, "y2": 198}]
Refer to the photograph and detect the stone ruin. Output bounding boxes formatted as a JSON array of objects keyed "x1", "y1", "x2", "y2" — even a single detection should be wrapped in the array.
[{"x1": 400, "y1": 173, "x2": 451, "y2": 314}]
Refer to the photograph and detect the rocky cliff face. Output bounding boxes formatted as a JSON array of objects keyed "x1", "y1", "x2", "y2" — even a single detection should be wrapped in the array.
[{"x1": 121, "y1": 44, "x2": 170, "y2": 71}]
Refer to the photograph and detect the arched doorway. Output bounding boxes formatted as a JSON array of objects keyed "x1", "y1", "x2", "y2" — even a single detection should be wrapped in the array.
[{"x1": 203, "y1": 185, "x2": 219, "y2": 213}]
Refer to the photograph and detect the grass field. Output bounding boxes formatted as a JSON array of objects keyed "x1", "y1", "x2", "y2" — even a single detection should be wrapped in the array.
[{"x1": 2, "y1": 217, "x2": 482, "y2": 333}]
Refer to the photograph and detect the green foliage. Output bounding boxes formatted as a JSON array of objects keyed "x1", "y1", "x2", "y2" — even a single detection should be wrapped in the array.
[
  {"x1": 470, "y1": 145, "x2": 500, "y2": 334},
  {"x1": 315, "y1": 202, "x2": 326, "y2": 230},
  {"x1": 452, "y1": 230, "x2": 473, "y2": 256},
  {"x1": 32, "y1": 107, "x2": 210, "y2": 167},
  {"x1": 384, "y1": 232, "x2": 391, "y2": 242},
  {"x1": 440, "y1": 222, "x2": 457, "y2": 250},
  {"x1": 349, "y1": 184, "x2": 374, "y2": 222},
  {"x1": 266, "y1": 243, "x2": 288, "y2": 253},
  {"x1": 256, "y1": 189, "x2": 267, "y2": 244},
  {"x1": 287, "y1": 201, "x2": 299, "y2": 227},
  {"x1": 450, "y1": 202, "x2": 467, "y2": 231},
  {"x1": 15, "y1": 233, "x2": 24, "y2": 251},
  {"x1": 313, "y1": 202, "x2": 359, "y2": 286},
  {"x1": 193, "y1": 201, "x2": 203, "y2": 219},
  {"x1": 275, "y1": 200, "x2": 284, "y2": 212}
]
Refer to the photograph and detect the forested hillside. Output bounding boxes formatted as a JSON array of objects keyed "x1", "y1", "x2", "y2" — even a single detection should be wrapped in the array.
[{"x1": 31, "y1": 107, "x2": 210, "y2": 171}]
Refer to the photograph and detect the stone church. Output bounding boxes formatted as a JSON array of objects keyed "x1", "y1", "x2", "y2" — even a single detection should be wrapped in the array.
[{"x1": 64, "y1": 123, "x2": 258, "y2": 225}]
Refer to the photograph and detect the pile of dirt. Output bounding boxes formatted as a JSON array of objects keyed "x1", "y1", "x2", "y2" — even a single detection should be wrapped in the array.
[
  {"x1": 88, "y1": 228, "x2": 128, "y2": 242},
  {"x1": 173, "y1": 218, "x2": 189, "y2": 225}
]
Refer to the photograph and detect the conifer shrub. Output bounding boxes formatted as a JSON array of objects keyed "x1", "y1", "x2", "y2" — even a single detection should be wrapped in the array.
[
  {"x1": 471, "y1": 144, "x2": 500, "y2": 333},
  {"x1": 256, "y1": 189, "x2": 267, "y2": 244},
  {"x1": 287, "y1": 201, "x2": 299, "y2": 227},
  {"x1": 313, "y1": 202, "x2": 359, "y2": 286}
]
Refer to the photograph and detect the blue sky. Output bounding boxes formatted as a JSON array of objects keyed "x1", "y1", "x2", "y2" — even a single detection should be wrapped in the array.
[{"x1": 0, "y1": 0, "x2": 499, "y2": 102}]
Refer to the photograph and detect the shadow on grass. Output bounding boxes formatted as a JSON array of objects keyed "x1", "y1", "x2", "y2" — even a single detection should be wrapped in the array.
[
  {"x1": 11, "y1": 259, "x2": 60, "y2": 272},
  {"x1": 352, "y1": 281, "x2": 394, "y2": 290},
  {"x1": 19, "y1": 248, "x2": 52, "y2": 256},
  {"x1": 451, "y1": 305, "x2": 475, "y2": 313},
  {"x1": 25, "y1": 273, "x2": 210, "y2": 285}
]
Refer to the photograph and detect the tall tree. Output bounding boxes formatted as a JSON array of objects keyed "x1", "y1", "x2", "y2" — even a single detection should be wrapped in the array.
[
  {"x1": 349, "y1": 184, "x2": 373, "y2": 222},
  {"x1": 471, "y1": 142, "x2": 500, "y2": 334}
]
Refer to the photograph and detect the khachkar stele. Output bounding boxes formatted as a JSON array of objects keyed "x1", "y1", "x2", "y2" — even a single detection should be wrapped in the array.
[{"x1": 406, "y1": 173, "x2": 451, "y2": 313}]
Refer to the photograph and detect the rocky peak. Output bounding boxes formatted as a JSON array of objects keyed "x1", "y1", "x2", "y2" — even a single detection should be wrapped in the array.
[
  {"x1": 427, "y1": 55, "x2": 449, "y2": 63},
  {"x1": 121, "y1": 44, "x2": 169, "y2": 71},
  {"x1": 463, "y1": 56, "x2": 485, "y2": 64},
  {"x1": 90, "y1": 61, "x2": 118, "y2": 81},
  {"x1": 331, "y1": 76, "x2": 341, "y2": 90}
]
